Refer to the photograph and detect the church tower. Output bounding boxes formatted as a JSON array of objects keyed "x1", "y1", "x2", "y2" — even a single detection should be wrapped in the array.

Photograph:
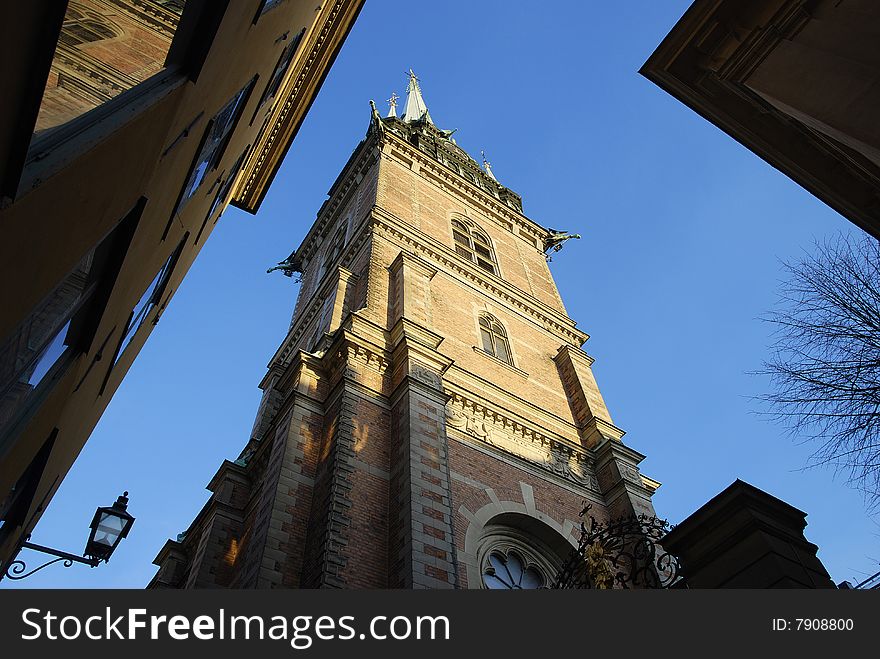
[{"x1": 150, "y1": 72, "x2": 660, "y2": 589}]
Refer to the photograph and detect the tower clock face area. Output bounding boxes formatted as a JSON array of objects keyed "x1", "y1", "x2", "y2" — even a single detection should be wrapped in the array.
[{"x1": 152, "y1": 70, "x2": 657, "y2": 590}]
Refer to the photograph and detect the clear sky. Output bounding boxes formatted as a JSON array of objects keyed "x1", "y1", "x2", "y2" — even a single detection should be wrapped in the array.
[{"x1": 5, "y1": 0, "x2": 878, "y2": 589}]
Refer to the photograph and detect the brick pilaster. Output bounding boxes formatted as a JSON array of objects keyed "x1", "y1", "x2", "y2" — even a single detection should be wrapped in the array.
[{"x1": 386, "y1": 311, "x2": 457, "y2": 588}]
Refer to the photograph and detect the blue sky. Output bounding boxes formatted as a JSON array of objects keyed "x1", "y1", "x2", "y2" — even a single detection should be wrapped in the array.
[{"x1": 6, "y1": 0, "x2": 878, "y2": 588}]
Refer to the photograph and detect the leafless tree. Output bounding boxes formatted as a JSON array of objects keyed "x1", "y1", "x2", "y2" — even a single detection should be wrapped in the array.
[{"x1": 761, "y1": 232, "x2": 880, "y2": 508}]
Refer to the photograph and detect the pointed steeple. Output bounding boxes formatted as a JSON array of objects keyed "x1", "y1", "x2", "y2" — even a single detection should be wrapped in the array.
[
  {"x1": 386, "y1": 92, "x2": 399, "y2": 118},
  {"x1": 401, "y1": 69, "x2": 432, "y2": 124},
  {"x1": 481, "y1": 150, "x2": 497, "y2": 182}
]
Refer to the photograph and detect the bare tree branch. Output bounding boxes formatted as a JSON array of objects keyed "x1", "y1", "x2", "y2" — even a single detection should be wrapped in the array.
[{"x1": 758, "y1": 233, "x2": 880, "y2": 510}]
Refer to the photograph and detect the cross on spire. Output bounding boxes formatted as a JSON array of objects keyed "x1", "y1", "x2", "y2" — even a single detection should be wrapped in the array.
[{"x1": 401, "y1": 69, "x2": 433, "y2": 124}]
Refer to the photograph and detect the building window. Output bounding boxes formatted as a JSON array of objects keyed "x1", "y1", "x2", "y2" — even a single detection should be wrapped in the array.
[
  {"x1": 0, "y1": 200, "x2": 142, "y2": 438},
  {"x1": 326, "y1": 221, "x2": 348, "y2": 265},
  {"x1": 478, "y1": 313, "x2": 512, "y2": 366},
  {"x1": 0, "y1": 431, "x2": 56, "y2": 547},
  {"x1": 253, "y1": 29, "x2": 305, "y2": 121},
  {"x1": 474, "y1": 520, "x2": 567, "y2": 590},
  {"x1": 257, "y1": 0, "x2": 286, "y2": 17},
  {"x1": 483, "y1": 550, "x2": 545, "y2": 589},
  {"x1": 309, "y1": 294, "x2": 334, "y2": 353},
  {"x1": 176, "y1": 78, "x2": 256, "y2": 215},
  {"x1": 317, "y1": 220, "x2": 348, "y2": 284},
  {"x1": 113, "y1": 237, "x2": 186, "y2": 364},
  {"x1": 59, "y1": 8, "x2": 121, "y2": 47},
  {"x1": 451, "y1": 218, "x2": 497, "y2": 275},
  {"x1": 196, "y1": 145, "x2": 251, "y2": 244},
  {"x1": 33, "y1": 1, "x2": 187, "y2": 138},
  {"x1": 0, "y1": 254, "x2": 92, "y2": 437}
]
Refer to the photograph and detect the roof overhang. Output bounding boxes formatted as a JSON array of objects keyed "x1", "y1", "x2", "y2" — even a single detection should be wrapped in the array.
[
  {"x1": 231, "y1": 0, "x2": 365, "y2": 214},
  {"x1": 640, "y1": 0, "x2": 880, "y2": 238}
]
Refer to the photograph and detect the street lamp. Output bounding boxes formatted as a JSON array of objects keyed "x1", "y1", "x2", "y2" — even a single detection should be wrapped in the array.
[
  {"x1": 2, "y1": 492, "x2": 135, "y2": 581},
  {"x1": 84, "y1": 491, "x2": 135, "y2": 563}
]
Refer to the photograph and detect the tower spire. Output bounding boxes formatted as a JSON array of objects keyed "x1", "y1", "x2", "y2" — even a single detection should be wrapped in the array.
[
  {"x1": 481, "y1": 150, "x2": 497, "y2": 181},
  {"x1": 401, "y1": 69, "x2": 432, "y2": 124},
  {"x1": 386, "y1": 92, "x2": 399, "y2": 118}
]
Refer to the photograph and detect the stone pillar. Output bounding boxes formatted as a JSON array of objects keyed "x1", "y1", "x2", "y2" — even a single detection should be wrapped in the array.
[
  {"x1": 593, "y1": 438, "x2": 657, "y2": 520},
  {"x1": 384, "y1": 248, "x2": 456, "y2": 591},
  {"x1": 555, "y1": 345, "x2": 624, "y2": 448},
  {"x1": 328, "y1": 267, "x2": 359, "y2": 332},
  {"x1": 388, "y1": 251, "x2": 436, "y2": 328},
  {"x1": 299, "y1": 384, "x2": 357, "y2": 588},
  {"x1": 248, "y1": 354, "x2": 325, "y2": 588},
  {"x1": 181, "y1": 461, "x2": 247, "y2": 588},
  {"x1": 387, "y1": 351, "x2": 457, "y2": 588},
  {"x1": 149, "y1": 540, "x2": 188, "y2": 588},
  {"x1": 662, "y1": 480, "x2": 836, "y2": 588},
  {"x1": 386, "y1": 248, "x2": 457, "y2": 588}
]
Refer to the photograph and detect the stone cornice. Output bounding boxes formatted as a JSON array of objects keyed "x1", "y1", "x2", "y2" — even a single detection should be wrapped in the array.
[
  {"x1": 640, "y1": 0, "x2": 880, "y2": 238},
  {"x1": 151, "y1": 538, "x2": 185, "y2": 568},
  {"x1": 447, "y1": 387, "x2": 584, "y2": 455},
  {"x1": 371, "y1": 206, "x2": 588, "y2": 346},
  {"x1": 206, "y1": 459, "x2": 249, "y2": 494},
  {"x1": 233, "y1": 0, "x2": 365, "y2": 213},
  {"x1": 274, "y1": 349, "x2": 325, "y2": 397}
]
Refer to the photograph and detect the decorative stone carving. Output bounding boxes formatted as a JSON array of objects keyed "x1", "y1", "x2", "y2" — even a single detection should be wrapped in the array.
[
  {"x1": 621, "y1": 464, "x2": 642, "y2": 484},
  {"x1": 543, "y1": 446, "x2": 598, "y2": 489},
  {"x1": 445, "y1": 403, "x2": 467, "y2": 431},
  {"x1": 444, "y1": 397, "x2": 598, "y2": 491},
  {"x1": 409, "y1": 361, "x2": 441, "y2": 387}
]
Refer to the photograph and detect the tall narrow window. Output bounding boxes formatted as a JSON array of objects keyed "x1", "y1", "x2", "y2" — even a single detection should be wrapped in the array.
[
  {"x1": 451, "y1": 218, "x2": 497, "y2": 275},
  {"x1": 478, "y1": 313, "x2": 512, "y2": 365},
  {"x1": 326, "y1": 222, "x2": 348, "y2": 264},
  {"x1": 196, "y1": 145, "x2": 251, "y2": 244},
  {"x1": 257, "y1": 0, "x2": 286, "y2": 18},
  {"x1": 309, "y1": 294, "x2": 334, "y2": 352},
  {"x1": 317, "y1": 221, "x2": 348, "y2": 283},
  {"x1": 252, "y1": 28, "x2": 305, "y2": 122},
  {"x1": 0, "y1": 199, "x2": 142, "y2": 437},
  {"x1": 113, "y1": 237, "x2": 186, "y2": 364},
  {"x1": 175, "y1": 78, "x2": 256, "y2": 216}
]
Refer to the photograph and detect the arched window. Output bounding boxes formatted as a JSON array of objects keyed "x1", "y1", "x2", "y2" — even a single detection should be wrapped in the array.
[
  {"x1": 483, "y1": 549, "x2": 544, "y2": 589},
  {"x1": 474, "y1": 518, "x2": 569, "y2": 590},
  {"x1": 478, "y1": 313, "x2": 512, "y2": 365},
  {"x1": 451, "y1": 218, "x2": 497, "y2": 275},
  {"x1": 60, "y1": 5, "x2": 121, "y2": 46}
]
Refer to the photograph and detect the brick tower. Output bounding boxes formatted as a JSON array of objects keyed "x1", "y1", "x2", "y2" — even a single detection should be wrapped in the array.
[{"x1": 150, "y1": 72, "x2": 660, "y2": 589}]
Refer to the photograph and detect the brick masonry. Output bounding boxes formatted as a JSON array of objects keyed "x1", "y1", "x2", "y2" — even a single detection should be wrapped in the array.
[{"x1": 150, "y1": 105, "x2": 659, "y2": 589}]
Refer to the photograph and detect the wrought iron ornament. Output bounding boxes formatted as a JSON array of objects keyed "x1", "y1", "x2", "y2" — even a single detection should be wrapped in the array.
[
  {"x1": 553, "y1": 504, "x2": 683, "y2": 589},
  {"x1": 4, "y1": 556, "x2": 76, "y2": 581}
]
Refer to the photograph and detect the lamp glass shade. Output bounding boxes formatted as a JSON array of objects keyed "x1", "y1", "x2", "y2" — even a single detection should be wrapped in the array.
[
  {"x1": 94, "y1": 511, "x2": 125, "y2": 547},
  {"x1": 84, "y1": 494, "x2": 135, "y2": 562}
]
